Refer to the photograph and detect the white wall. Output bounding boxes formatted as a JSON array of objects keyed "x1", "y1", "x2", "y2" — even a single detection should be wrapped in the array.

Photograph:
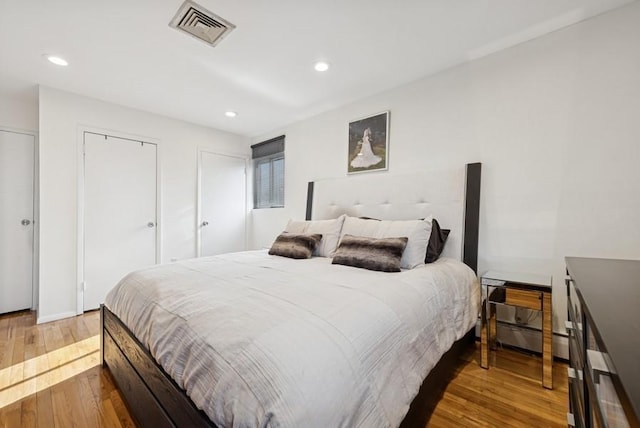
[
  {"x1": 0, "y1": 91, "x2": 38, "y2": 132},
  {"x1": 38, "y1": 86, "x2": 250, "y2": 323},
  {"x1": 250, "y1": 3, "x2": 640, "y2": 338}
]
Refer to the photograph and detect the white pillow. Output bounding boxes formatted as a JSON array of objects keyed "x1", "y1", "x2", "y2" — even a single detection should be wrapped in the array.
[
  {"x1": 285, "y1": 214, "x2": 346, "y2": 257},
  {"x1": 339, "y1": 216, "x2": 432, "y2": 269}
]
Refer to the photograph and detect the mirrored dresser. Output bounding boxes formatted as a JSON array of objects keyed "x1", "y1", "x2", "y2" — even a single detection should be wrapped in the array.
[{"x1": 565, "y1": 257, "x2": 640, "y2": 428}]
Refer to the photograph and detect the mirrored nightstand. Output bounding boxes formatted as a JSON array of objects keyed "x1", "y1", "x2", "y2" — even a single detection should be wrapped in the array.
[{"x1": 480, "y1": 270, "x2": 553, "y2": 389}]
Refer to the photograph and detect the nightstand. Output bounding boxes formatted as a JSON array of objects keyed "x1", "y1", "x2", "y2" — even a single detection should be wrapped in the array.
[{"x1": 480, "y1": 270, "x2": 553, "y2": 389}]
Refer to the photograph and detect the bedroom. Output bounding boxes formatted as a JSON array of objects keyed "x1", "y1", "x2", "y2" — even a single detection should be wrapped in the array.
[{"x1": 1, "y1": 0, "x2": 639, "y2": 427}]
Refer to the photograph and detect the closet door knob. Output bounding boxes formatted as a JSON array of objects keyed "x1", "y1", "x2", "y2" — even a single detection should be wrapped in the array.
[
  {"x1": 21, "y1": 219, "x2": 31, "y2": 226},
  {"x1": 147, "y1": 222, "x2": 155, "y2": 228},
  {"x1": 201, "y1": 221, "x2": 209, "y2": 227}
]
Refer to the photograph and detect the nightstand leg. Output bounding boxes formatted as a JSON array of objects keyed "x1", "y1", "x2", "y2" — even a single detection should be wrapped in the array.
[
  {"x1": 542, "y1": 291, "x2": 553, "y2": 389},
  {"x1": 489, "y1": 303, "x2": 497, "y2": 350},
  {"x1": 481, "y1": 287, "x2": 489, "y2": 368},
  {"x1": 481, "y1": 299, "x2": 497, "y2": 369}
]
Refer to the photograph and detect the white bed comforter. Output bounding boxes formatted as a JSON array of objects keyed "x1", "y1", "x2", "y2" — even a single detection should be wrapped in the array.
[{"x1": 105, "y1": 250, "x2": 480, "y2": 428}]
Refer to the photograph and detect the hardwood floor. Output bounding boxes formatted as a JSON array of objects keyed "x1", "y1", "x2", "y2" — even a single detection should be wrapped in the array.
[
  {"x1": 0, "y1": 310, "x2": 134, "y2": 428},
  {"x1": 1, "y1": 310, "x2": 568, "y2": 427},
  {"x1": 427, "y1": 343, "x2": 568, "y2": 427}
]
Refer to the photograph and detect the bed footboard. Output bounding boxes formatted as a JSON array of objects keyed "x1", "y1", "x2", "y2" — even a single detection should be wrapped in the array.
[
  {"x1": 101, "y1": 304, "x2": 473, "y2": 427},
  {"x1": 100, "y1": 305, "x2": 214, "y2": 428}
]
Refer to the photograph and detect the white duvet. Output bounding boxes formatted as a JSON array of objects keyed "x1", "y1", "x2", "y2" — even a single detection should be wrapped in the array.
[{"x1": 105, "y1": 250, "x2": 480, "y2": 428}]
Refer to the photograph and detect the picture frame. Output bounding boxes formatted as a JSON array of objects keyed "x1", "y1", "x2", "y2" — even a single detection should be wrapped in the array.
[{"x1": 347, "y1": 111, "x2": 389, "y2": 174}]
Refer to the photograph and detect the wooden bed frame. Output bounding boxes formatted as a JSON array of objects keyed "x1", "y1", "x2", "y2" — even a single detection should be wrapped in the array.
[{"x1": 101, "y1": 162, "x2": 482, "y2": 427}]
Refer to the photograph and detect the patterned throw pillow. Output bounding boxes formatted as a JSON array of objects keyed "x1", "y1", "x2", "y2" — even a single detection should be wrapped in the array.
[
  {"x1": 269, "y1": 233, "x2": 323, "y2": 259},
  {"x1": 339, "y1": 216, "x2": 431, "y2": 269},
  {"x1": 332, "y1": 235, "x2": 408, "y2": 272}
]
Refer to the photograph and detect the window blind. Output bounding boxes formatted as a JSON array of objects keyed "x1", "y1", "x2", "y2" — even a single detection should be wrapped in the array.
[
  {"x1": 251, "y1": 135, "x2": 285, "y2": 159},
  {"x1": 252, "y1": 136, "x2": 285, "y2": 208}
]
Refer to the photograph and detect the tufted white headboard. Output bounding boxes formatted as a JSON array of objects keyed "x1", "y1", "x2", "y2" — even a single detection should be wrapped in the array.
[{"x1": 306, "y1": 163, "x2": 481, "y2": 272}]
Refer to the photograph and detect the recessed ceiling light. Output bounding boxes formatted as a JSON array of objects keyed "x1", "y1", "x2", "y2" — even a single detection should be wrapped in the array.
[
  {"x1": 225, "y1": 111, "x2": 237, "y2": 118},
  {"x1": 314, "y1": 61, "x2": 330, "y2": 72},
  {"x1": 44, "y1": 54, "x2": 69, "y2": 67}
]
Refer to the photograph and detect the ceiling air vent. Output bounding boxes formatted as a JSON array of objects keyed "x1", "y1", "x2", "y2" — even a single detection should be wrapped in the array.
[{"x1": 169, "y1": 1, "x2": 235, "y2": 47}]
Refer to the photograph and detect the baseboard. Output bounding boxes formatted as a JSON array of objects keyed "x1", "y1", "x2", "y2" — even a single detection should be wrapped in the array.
[
  {"x1": 37, "y1": 310, "x2": 78, "y2": 324},
  {"x1": 475, "y1": 319, "x2": 568, "y2": 360}
]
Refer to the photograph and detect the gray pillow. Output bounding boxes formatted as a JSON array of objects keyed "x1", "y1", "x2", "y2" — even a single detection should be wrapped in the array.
[
  {"x1": 269, "y1": 233, "x2": 323, "y2": 259},
  {"x1": 332, "y1": 235, "x2": 408, "y2": 272},
  {"x1": 284, "y1": 214, "x2": 346, "y2": 257}
]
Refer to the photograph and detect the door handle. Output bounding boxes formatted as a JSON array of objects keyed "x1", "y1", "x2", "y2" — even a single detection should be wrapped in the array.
[
  {"x1": 21, "y1": 219, "x2": 31, "y2": 226},
  {"x1": 147, "y1": 222, "x2": 155, "y2": 228},
  {"x1": 201, "y1": 221, "x2": 209, "y2": 227}
]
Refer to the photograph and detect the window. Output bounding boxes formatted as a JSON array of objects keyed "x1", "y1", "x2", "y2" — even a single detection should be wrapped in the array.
[{"x1": 252, "y1": 136, "x2": 284, "y2": 208}]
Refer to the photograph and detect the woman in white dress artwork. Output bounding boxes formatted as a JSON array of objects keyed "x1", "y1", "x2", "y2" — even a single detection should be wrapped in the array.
[{"x1": 350, "y1": 127, "x2": 382, "y2": 168}]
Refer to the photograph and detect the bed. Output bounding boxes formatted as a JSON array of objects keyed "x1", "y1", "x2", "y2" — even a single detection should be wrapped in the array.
[{"x1": 101, "y1": 162, "x2": 482, "y2": 427}]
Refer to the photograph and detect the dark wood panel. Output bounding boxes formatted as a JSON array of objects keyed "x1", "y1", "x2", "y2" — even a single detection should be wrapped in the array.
[
  {"x1": 103, "y1": 307, "x2": 214, "y2": 428},
  {"x1": 463, "y1": 162, "x2": 481, "y2": 273},
  {"x1": 103, "y1": 332, "x2": 173, "y2": 428},
  {"x1": 305, "y1": 181, "x2": 314, "y2": 220}
]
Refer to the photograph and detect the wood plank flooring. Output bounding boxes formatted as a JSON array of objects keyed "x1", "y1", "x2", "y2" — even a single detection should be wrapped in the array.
[
  {"x1": 1, "y1": 310, "x2": 568, "y2": 427},
  {"x1": 0, "y1": 310, "x2": 134, "y2": 428},
  {"x1": 427, "y1": 343, "x2": 568, "y2": 427}
]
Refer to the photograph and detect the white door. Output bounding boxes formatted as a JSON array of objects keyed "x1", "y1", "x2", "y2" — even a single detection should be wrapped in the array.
[
  {"x1": 0, "y1": 130, "x2": 34, "y2": 314},
  {"x1": 83, "y1": 132, "x2": 157, "y2": 310},
  {"x1": 199, "y1": 152, "x2": 246, "y2": 256}
]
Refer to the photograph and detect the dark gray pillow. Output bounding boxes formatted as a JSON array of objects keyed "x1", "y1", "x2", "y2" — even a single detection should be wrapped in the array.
[
  {"x1": 425, "y1": 218, "x2": 450, "y2": 263},
  {"x1": 332, "y1": 235, "x2": 408, "y2": 272},
  {"x1": 269, "y1": 233, "x2": 323, "y2": 259}
]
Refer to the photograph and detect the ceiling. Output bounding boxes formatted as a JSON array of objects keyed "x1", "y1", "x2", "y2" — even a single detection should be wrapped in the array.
[{"x1": 0, "y1": 0, "x2": 634, "y2": 137}]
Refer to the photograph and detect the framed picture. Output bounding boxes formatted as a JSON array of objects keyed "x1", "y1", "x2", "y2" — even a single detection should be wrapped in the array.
[{"x1": 347, "y1": 111, "x2": 389, "y2": 174}]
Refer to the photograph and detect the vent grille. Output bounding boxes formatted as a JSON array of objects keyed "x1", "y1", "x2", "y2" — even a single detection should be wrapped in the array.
[{"x1": 169, "y1": 1, "x2": 235, "y2": 47}]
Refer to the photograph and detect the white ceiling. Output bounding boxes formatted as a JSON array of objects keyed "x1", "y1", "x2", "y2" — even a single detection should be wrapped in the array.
[{"x1": 0, "y1": 0, "x2": 634, "y2": 137}]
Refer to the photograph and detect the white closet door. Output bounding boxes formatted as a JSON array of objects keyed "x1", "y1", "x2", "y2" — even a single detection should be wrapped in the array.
[
  {"x1": 200, "y1": 152, "x2": 246, "y2": 256},
  {"x1": 0, "y1": 130, "x2": 34, "y2": 314},
  {"x1": 84, "y1": 133, "x2": 157, "y2": 311}
]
